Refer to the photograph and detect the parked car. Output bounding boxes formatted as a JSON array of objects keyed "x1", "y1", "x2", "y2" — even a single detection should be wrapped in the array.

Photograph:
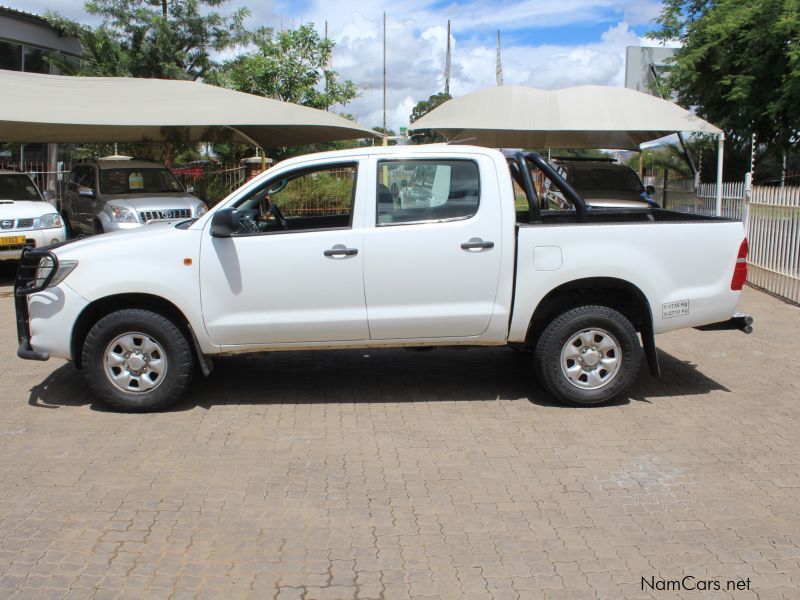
[
  {"x1": 0, "y1": 169, "x2": 66, "y2": 261},
  {"x1": 15, "y1": 145, "x2": 751, "y2": 412},
  {"x1": 61, "y1": 157, "x2": 208, "y2": 236},
  {"x1": 546, "y1": 157, "x2": 659, "y2": 209}
]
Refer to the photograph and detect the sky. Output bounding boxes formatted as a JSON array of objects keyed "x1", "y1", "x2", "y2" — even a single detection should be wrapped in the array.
[{"x1": 11, "y1": 0, "x2": 675, "y2": 133}]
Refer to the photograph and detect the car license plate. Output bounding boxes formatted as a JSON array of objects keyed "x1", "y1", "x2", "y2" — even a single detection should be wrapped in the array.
[{"x1": 0, "y1": 235, "x2": 26, "y2": 248}]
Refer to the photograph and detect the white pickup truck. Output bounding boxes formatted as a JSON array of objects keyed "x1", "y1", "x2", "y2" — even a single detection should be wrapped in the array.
[{"x1": 14, "y1": 145, "x2": 752, "y2": 411}]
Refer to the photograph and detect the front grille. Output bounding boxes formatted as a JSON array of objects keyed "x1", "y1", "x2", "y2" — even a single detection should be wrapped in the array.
[
  {"x1": 139, "y1": 208, "x2": 191, "y2": 222},
  {"x1": 0, "y1": 218, "x2": 34, "y2": 230}
]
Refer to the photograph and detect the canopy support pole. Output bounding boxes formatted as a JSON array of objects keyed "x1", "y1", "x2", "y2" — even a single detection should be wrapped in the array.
[
  {"x1": 225, "y1": 125, "x2": 268, "y2": 172},
  {"x1": 715, "y1": 134, "x2": 724, "y2": 217},
  {"x1": 224, "y1": 125, "x2": 262, "y2": 149}
]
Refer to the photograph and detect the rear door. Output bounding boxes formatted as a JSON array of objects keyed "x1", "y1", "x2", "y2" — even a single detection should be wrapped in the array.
[{"x1": 363, "y1": 156, "x2": 503, "y2": 340}]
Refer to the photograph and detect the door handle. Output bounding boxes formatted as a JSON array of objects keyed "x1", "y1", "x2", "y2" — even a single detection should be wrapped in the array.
[
  {"x1": 461, "y1": 239, "x2": 494, "y2": 250},
  {"x1": 324, "y1": 247, "x2": 358, "y2": 257}
]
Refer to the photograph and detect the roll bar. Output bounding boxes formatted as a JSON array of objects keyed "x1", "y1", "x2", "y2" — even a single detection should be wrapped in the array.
[{"x1": 504, "y1": 150, "x2": 588, "y2": 223}]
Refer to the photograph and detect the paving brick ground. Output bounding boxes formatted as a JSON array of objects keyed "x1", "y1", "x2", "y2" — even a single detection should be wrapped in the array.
[{"x1": 0, "y1": 263, "x2": 798, "y2": 599}]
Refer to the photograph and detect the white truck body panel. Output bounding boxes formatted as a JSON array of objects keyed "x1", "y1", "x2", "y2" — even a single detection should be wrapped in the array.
[{"x1": 509, "y1": 221, "x2": 744, "y2": 340}]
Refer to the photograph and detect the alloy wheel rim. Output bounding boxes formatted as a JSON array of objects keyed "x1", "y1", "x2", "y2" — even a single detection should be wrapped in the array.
[
  {"x1": 560, "y1": 327, "x2": 621, "y2": 390},
  {"x1": 103, "y1": 332, "x2": 167, "y2": 394}
]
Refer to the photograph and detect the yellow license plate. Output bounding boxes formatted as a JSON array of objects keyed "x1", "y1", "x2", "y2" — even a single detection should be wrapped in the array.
[{"x1": 0, "y1": 235, "x2": 26, "y2": 248}]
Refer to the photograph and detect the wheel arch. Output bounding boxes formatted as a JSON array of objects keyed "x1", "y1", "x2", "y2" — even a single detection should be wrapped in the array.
[
  {"x1": 71, "y1": 293, "x2": 206, "y2": 372},
  {"x1": 526, "y1": 277, "x2": 659, "y2": 376}
]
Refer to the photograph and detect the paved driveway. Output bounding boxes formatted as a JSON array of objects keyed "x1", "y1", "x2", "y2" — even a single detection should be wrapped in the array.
[{"x1": 0, "y1": 262, "x2": 798, "y2": 599}]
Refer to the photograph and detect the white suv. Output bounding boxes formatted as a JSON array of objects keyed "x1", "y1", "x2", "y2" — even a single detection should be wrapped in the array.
[{"x1": 0, "y1": 170, "x2": 66, "y2": 261}]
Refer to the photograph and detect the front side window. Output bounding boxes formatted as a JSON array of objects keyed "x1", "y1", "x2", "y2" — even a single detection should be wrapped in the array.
[
  {"x1": 99, "y1": 168, "x2": 183, "y2": 194},
  {"x1": 70, "y1": 167, "x2": 95, "y2": 190},
  {"x1": 377, "y1": 160, "x2": 479, "y2": 225},
  {"x1": 231, "y1": 163, "x2": 357, "y2": 234},
  {"x1": 0, "y1": 174, "x2": 41, "y2": 200}
]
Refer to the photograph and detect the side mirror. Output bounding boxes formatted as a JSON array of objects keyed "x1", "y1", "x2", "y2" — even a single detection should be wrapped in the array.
[
  {"x1": 186, "y1": 185, "x2": 194, "y2": 194},
  {"x1": 645, "y1": 185, "x2": 656, "y2": 196},
  {"x1": 78, "y1": 187, "x2": 95, "y2": 198},
  {"x1": 210, "y1": 208, "x2": 239, "y2": 238}
]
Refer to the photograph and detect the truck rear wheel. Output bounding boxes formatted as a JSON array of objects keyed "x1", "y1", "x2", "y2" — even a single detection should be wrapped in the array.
[
  {"x1": 81, "y1": 309, "x2": 194, "y2": 412},
  {"x1": 534, "y1": 305, "x2": 641, "y2": 406}
]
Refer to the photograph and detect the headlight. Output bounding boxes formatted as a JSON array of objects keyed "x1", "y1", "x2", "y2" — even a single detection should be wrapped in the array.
[
  {"x1": 35, "y1": 213, "x2": 63, "y2": 230},
  {"x1": 195, "y1": 203, "x2": 209, "y2": 217},
  {"x1": 35, "y1": 257, "x2": 78, "y2": 288},
  {"x1": 108, "y1": 206, "x2": 139, "y2": 223}
]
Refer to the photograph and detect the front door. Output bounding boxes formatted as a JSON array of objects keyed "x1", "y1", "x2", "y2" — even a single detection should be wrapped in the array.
[
  {"x1": 364, "y1": 157, "x2": 503, "y2": 340},
  {"x1": 199, "y1": 160, "x2": 369, "y2": 347}
]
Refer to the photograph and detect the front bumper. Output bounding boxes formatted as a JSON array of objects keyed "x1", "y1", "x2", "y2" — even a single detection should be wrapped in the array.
[
  {"x1": 694, "y1": 313, "x2": 754, "y2": 334},
  {"x1": 15, "y1": 245, "x2": 87, "y2": 362},
  {"x1": 15, "y1": 247, "x2": 53, "y2": 361},
  {"x1": 0, "y1": 227, "x2": 66, "y2": 261}
]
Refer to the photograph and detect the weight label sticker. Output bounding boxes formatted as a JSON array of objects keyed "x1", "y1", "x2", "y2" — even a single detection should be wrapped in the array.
[{"x1": 662, "y1": 299, "x2": 690, "y2": 319}]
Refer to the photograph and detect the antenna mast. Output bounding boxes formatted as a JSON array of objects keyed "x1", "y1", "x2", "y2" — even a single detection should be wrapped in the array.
[
  {"x1": 444, "y1": 20, "x2": 451, "y2": 95},
  {"x1": 383, "y1": 12, "x2": 387, "y2": 140},
  {"x1": 496, "y1": 31, "x2": 504, "y2": 86}
]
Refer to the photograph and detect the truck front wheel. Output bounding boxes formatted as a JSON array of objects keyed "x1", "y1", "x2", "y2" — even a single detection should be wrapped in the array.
[
  {"x1": 81, "y1": 309, "x2": 194, "y2": 412},
  {"x1": 534, "y1": 305, "x2": 641, "y2": 406}
]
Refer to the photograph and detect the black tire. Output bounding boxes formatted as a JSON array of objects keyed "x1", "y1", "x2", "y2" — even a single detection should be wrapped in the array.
[
  {"x1": 92, "y1": 219, "x2": 104, "y2": 235},
  {"x1": 534, "y1": 305, "x2": 641, "y2": 406},
  {"x1": 82, "y1": 309, "x2": 194, "y2": 412}
]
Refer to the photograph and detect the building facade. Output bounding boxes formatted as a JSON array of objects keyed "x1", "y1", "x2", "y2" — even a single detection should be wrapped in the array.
[{"x1": 0, "y1": 5, "x2": 81, "y2": 191}]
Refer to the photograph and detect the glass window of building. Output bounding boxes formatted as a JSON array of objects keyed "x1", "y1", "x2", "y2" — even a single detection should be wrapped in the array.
[
  {"x1": 0, "y1": 40, "x2": 22, "y2": 71},
  {"x1": 23, "y1": 46, "x2": 49, "y2": 74}
]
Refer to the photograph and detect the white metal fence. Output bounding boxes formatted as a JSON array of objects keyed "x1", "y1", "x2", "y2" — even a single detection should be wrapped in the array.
[
  {"x1": 746, "y1": 186, "x2": 800, "y2": 304},
  {"x1": 660, "y1": 180, "x2": 800, "y2": 304}
]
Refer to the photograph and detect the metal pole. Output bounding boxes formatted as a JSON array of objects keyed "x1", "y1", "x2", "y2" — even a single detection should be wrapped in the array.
[
  {"x1": 382, "y1": 12, "x2": 387, "y2": 146},
  {"x1": 715, "y1": 134, "x2": 724, "y2": 217},
  {"x1": 496, "y1": 31, "x2": 503, "y2": 86},
  {"x1": 781, "y1": 154, "x2": 787, "y2": 190},
  {"x1": 444, "y1": 20, "x2": 451, "y2": 95}
]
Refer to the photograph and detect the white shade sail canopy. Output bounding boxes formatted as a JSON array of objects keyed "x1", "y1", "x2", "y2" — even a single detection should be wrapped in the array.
[
  {"x1": 0, "y1": 70, "x2": 379, "y2": 147},
  {"x1": 411, "y1": 85, "x2": 723, "y2": 150}
]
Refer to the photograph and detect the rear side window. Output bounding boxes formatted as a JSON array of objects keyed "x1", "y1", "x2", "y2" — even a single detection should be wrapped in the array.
[{"x1": 377, "y1": 160, "x2": 479, "y2": 225}]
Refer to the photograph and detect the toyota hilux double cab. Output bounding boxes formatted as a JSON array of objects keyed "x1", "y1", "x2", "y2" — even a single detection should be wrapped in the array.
[
  {"x1": 61, "y1": 157, "x2": 208, "y2": 236},
  {"x1": 14, "y1": 145, "x2": 752, "y2": 411}
]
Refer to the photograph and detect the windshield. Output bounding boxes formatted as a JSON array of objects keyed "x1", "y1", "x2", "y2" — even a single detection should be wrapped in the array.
[
  {"x1": 0, "y1": 174, "x2": 42, "y2": 201},
  {"x1": 99, "y1": 168, "x2": 183, "y2": 194},
  {"x1": 568, "y1": 167, "x2": 644, "y2": 193}
]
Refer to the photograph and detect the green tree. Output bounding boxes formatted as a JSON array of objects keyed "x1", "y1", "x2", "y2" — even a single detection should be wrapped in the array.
[
  {"x1": 648, "y1": 0, "x2": 800, "y2": 155},
  {"x1": 44, "y1": 15, "x2": 131, "y2": 76},
  {"x1": 216, "y1": 24, "x2": 358, "y2": 110},
  {"x1": 81, "y1": 0, "x2": 249, "y2": 80},
  {"x1": 409, "y1": 93, "x2": 451, "y2": 143},
  {"x1": 45, "y1": 1, "x2": 249, "y2": 164}
]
